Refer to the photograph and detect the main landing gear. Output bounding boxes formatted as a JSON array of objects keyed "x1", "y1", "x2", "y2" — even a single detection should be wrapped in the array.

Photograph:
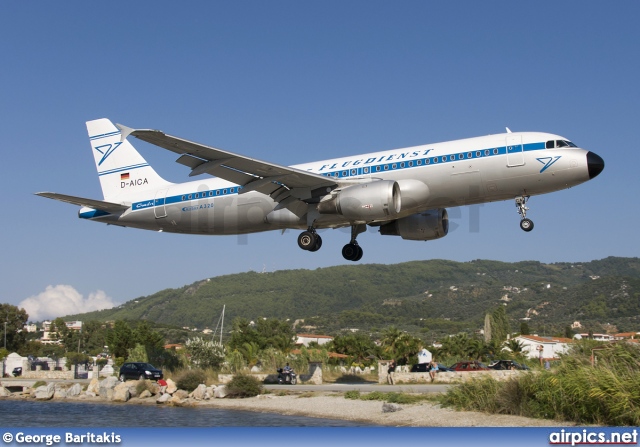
[
  {"x1": 515, "y1": 195, "x2": 534, "y2": 232},
  {"x1": 297, "y1": 224, "x2": 365, "y2": 261},
  {"x1": 297, "y1": 228, "x2": 322, "y2": 252},
  {"x1": 342, "y1": 224, "x2": 366, "y2": 262}
]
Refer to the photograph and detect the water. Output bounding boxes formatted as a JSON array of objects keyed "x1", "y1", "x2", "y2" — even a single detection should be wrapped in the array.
[{"x1": 0, "y1": 400, "x2": 370, "y2": 427}]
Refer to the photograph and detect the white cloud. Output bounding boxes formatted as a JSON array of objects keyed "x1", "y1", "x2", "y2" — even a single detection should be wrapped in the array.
[{"x1": 19, "y1": 285, "x2": 119, "y2": 321}]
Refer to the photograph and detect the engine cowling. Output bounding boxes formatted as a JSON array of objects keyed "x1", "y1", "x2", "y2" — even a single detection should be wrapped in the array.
[
  {"x1": 379, "y1": 209, "x2": 448, "y2": 241},
  {"x1": 317, "y1": 180, "x2": 401, "y2": 221}
]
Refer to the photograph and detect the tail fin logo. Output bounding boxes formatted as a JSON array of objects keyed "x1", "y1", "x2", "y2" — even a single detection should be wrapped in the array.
[{"x1": 94, "y1": 142, "x2": 123, "y2": 166}]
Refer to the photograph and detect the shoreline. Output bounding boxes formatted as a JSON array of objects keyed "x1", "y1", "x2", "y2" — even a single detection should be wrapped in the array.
[{"x1": 1, "y1": 391, "x2": 571, "y2": 427}]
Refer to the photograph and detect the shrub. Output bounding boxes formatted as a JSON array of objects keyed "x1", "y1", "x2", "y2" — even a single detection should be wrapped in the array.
[
  {"x1": 226, "y1": 373, "x2": 263, "y2": 398},
  {"x1": 33, "y1": 381, "x2": 47, "y2": 388},
  {"x1": 344, "y1": 390, "x2": 361, "y2": 400},
  {"x1": 176, "y1": 369, "x2": 207, "y2": 392}
]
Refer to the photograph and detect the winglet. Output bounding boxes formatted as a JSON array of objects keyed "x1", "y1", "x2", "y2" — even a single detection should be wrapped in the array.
[
  {"x1": 115, "y1": 123, "x2": 135, "y2": 142},
  {"x1": 506, "y1": 127, "x2": 512, "y2": 133}
]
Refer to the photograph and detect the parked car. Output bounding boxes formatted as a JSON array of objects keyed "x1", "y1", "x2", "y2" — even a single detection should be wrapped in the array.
[
  {"x1": 488, "y1": 360, "x2": 530, "y2": 371},
  {"x1": 449, "y1": 361, "x2": 489, "y2": 371},
  {"x1": 12, "y1": 367, "x2": 22, "y2": 377},
  {"x1": 118, "y1": 362, "x2": 163, "y2": 381},
  {"x1": 410, "y1": 363, "x2": 454, "y2": 372}
]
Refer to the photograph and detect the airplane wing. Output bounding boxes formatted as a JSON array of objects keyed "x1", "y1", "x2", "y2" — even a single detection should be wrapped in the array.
[
  {"x1": 35, "y1": 192, "x2": 129, "y2": 213},
  {"x1": 116, "y1": 124, "x2": 337, "y2": 202}
]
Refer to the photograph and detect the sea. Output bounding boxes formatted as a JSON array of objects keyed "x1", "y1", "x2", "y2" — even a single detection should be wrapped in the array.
[{"x1": 0, "y1": 400, "x2": 370, "y2": 427}]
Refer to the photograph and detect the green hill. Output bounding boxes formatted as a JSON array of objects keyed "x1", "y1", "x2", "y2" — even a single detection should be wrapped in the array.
[{"x1": 67, "y1": 256, "x2": 640, "y2": 338}]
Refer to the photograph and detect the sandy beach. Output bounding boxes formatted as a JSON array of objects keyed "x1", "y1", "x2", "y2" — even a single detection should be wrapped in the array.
[{"x1": 184, "y1": 392, "x2": 570, "y2": 427}]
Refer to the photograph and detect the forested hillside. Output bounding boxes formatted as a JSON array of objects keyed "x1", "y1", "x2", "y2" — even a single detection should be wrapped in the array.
[{"x1": 68, "y1": 257, "x2": 640, "y2": 338}]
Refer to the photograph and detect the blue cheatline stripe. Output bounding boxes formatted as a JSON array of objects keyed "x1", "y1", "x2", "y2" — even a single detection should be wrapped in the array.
[
  {"x1": 98, "y1": 163, "x2": 149, "y2": 176},
  {"x1": 79, "y1": 209, "x2": 110, "y2": 219},
  {"x1": 131, "y1": 186, "x2": 243, "y2": 211},
  {"x1": 89, "y1": 131, "x2": 121, "y2": 141},
  {"x1": 126, "y1": 141, "x2": 548, "y2": 213},
  {"x1": 322, "y1": 142, "x2": 545, "y2": 179}
]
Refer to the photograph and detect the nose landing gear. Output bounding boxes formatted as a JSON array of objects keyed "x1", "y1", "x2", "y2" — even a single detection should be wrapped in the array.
[{"x1": 515, "y1": 195, "x2": 534, "y2": 232}]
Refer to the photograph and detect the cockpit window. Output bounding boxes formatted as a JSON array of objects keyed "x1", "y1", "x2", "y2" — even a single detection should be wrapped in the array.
[{"x1": 546, "y1": 140, "x2": 578, "y2": 149}]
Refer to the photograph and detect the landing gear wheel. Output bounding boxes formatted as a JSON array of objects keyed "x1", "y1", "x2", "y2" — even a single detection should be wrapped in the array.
[
  {"x1": 520, "y1": 218, "x2": 534, "y2": 232},
  {"x1": 308, "y1": 235, "x2": 322, "y2": 252},
  {"x1": 342, "y1": 243, "x2": 363, "y2": 261},
  {"x1": 297, "y1": 231, "x2": 317, "y2": 250},
  {"x1": 353, "y1": 245, "x2": 363, "y2": 261}
]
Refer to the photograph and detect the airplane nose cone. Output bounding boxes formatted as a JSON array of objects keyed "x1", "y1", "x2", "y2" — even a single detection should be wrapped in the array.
[{"x1": 587, "y1": 151, "x2": 604, "y2": 179}]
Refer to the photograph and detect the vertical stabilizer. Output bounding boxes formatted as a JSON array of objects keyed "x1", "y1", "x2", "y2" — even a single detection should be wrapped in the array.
[{"x1": 86, "y1": 118, "x2": 172, "y2": 201}]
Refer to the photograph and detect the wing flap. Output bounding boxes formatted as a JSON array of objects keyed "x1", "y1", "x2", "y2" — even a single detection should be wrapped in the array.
[{"x1": 36, "y1": 192, "x2": 129, "y2": 213}]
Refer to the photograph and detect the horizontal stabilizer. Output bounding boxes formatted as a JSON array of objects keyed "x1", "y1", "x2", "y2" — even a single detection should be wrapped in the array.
[{"x1": 35, "y1": 192, "x2": 130, "y2": 213}]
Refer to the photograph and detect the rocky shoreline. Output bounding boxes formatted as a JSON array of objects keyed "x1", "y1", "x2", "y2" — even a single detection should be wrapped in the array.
[{"x1": 0, "y1": 378, "x2": 570, "y2": 427}]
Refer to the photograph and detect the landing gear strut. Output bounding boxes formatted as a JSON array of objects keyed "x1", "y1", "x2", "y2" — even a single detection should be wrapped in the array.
[
  {"x1": 515, "y1": 195, "x2": 534, "y2": 232},
  {"x1": 298, "y1": 228, "x2": 322, "y2": 252},
  {"x1": 342, "y1": 224, "x2": 365, "y2": 262}
]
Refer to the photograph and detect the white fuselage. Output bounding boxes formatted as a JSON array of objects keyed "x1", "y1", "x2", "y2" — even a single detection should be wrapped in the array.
[{"x1": 82, "y1": 131, "x2": 596, "y2": 236}]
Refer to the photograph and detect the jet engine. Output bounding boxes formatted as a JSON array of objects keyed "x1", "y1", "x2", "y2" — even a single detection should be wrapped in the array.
[
  {"x1": 317, "y1": 180, "x2": 401, "y2": 221},
  {"x1": 379, "y1": 209, "x2": 448, "y2": 241}
]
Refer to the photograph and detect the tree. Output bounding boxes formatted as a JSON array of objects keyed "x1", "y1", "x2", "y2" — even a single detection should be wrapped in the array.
[
  {"x1": 185, "y1": 336, "x2": 225, "y2": 368},
  {"x1": 0, "y1": 304, "x2": 29, "y2": 352},
  {"x1": 105, "y1": 321, "x2": 136, "y2": 358},
  {"x1": 227, "y1": 317, "x2": 295, "y2": 359},
  {"x1": 489, "y1": 306, "x2": 511, "y2": 343},
  {"x1": 520, "y1": 321, "x2": 531, "y2": 336},
  {"x1": 328, "y1": 331, "x2": 378, "y2": 364}
]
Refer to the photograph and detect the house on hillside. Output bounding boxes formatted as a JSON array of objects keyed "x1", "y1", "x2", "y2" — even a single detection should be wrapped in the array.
[
  {"x1": 514, "y1": 335, "x2": 573, "y2": 360},
  {"x1": 614, "y1": 332, "x2": 640, "y2": 340},
  {"x1": 573, "y1": 333, "x2": 620, "y2": 342},
  {"x1": 296, "y1": 334, "x2": 333, "y2": 347}
]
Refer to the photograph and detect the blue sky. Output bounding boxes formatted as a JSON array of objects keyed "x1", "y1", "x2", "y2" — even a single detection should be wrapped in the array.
[{"x1": 1, "y1": 2, "x2": 638, "y2": 320}]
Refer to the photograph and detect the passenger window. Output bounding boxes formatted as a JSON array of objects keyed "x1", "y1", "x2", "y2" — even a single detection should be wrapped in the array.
[{"x1": 546, "y1": 140, "x2": 555, "y2": 149}]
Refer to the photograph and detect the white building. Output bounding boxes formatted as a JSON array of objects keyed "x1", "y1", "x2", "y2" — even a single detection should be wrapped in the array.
[
  {"x1": 514, "y1": 335, "x2": 573, "y2": 360},
  {"x1": 296, "y1": 334, "x2": 333, "y2": 347}
]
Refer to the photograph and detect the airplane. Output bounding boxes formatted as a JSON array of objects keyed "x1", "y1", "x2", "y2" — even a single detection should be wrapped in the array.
[{"x1": 37, "y1": 119, "x2": 605, "y2": 261}]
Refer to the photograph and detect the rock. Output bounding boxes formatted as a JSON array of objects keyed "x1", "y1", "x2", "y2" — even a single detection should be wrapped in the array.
[
  {"x1": 147, "y1": 382, "x2": 160, "y2": 396},
  {"x1": 53, "y1": 384, "x2": 67, "y2": 399},
  {"x1": 86, "y1": 378, "x2": 100, "y2": 395},
  {"x1": 112, "y1": 383, "x2": 130, "y2": 402},
  {"x1": 174, "y1": 389, "x2": 189, "y2": 400},
  {"x1": 257, "y1": 394, "x2": 274, "y2": 399},
  {"x1": 34, "y1": 383, "x2": 55, "y2": 400},
  {"x1": 191, "y1": 384, "x2": 207, "y2": 400},
  {"x1": 214, "y1": 385, "x2": 227, "y2": 399},
  {"x1": 156, "y1": 393, "x2": 171, "y2": 404},
  {"x1": 67, "y1": 383, "x2": 82, "y2": 397},
  {"x1": 250, "y1": 366, "x2": 261, "y2": 373},
  {"x1": 170, "y1": 395, "x2": 188, "y2": 406},
  {"x1": 99, "y1": 376, "x2": 120, "y2": 399},
  {"x1": 165, "y1": 378, "x2": 177, "y2": 394},
  {"x1": 139, "y1": 390, "x2": 152, "y2": 399},
  {"x1": 382, "y1": 403, "x2": 403, "y2": 413},
  {"x1": 0, "y1": 386, "x2": 11, "y2": 397},
  {"x1": 85, "y1": 391, "x2": 97, "y2": 397}
]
